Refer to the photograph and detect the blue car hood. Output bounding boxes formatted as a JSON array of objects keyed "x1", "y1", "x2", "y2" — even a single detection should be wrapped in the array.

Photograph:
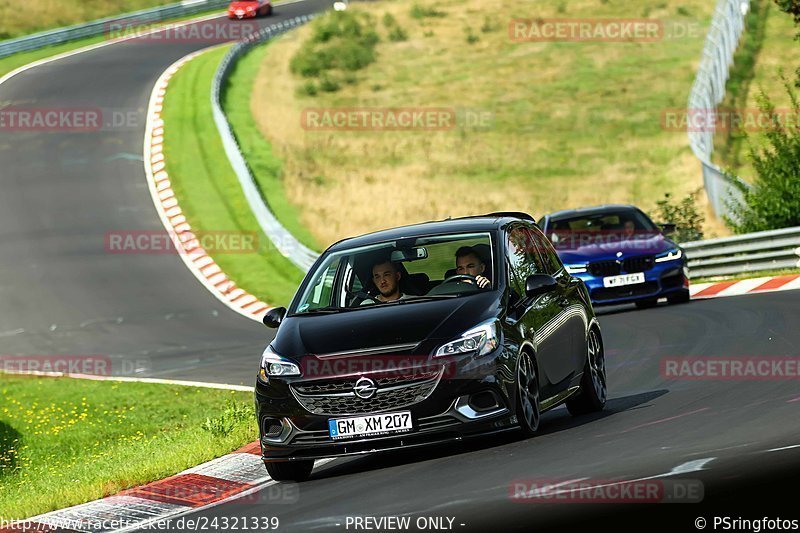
[{"x1": 555, "y1": 233, "x2": 676, "y2": 264}]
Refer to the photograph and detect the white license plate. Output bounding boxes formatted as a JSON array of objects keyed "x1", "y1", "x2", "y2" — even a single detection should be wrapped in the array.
[
  {"x1": 328, "y1": 411, "x2": 413, "y2": 440},
  {"x1": 603, "y1": 272, "x2": 645, "y2": 288}
]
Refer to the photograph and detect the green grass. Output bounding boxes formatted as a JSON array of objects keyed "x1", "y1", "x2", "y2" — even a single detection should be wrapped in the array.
[
  {"x1": 713, "y1": 0, "x2": 800, "y2": 181},
  {"x1": 0, "y1": 375, "x2": 256, "y2": 520},
  {"x1": 0, "y1": 0, "x2": 183, "y2": 40},
  {"x1": 222, "y1": 43, "x2": 321, "y2": 251},
  {"x1": 252, "y1": 0, "x2": 733, "y2": 247},
  {"x1": 161, "y1": 45, "x2": 304, "y2": 307}
]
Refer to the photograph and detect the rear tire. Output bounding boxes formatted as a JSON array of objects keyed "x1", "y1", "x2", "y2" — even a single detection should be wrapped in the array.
[
  {"x1": 634, "y1": 298, "x2": 658, "y2": 309},
  {"x1": 566, "y1": 328, "x2": 607, "y2": 416},
  {"x1": 667, "y1": 290, "x2": 690, "y2": 305},
  {"x1": 515, "y1": 351, "x2": 540, "y2": 437},
  {"x1": 265, "y1": 460, "x2": 314, "y2": 482}
]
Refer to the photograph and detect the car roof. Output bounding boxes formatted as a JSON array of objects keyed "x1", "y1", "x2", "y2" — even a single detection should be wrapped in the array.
[
  {"x1": 543, "y1": 204, "x2": 641, "y2": 221},
  {"x1": 327, "y1": 213, "x2": 534, "y2": 252}
]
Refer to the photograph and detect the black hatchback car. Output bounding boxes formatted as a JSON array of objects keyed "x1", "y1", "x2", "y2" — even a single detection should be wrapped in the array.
[{"x1": 257, "y1": 214, "x2": 607, "y2": 481}]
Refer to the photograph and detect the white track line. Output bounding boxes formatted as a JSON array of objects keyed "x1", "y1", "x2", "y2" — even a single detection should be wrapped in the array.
[{"x1": 0, "y1": 369, "x2": 253, "y2": 391}]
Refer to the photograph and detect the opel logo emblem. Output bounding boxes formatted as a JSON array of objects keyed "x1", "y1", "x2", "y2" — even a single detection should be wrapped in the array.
[{"x1": 354, "y1": 377, "x2": 377, "y2": 399}]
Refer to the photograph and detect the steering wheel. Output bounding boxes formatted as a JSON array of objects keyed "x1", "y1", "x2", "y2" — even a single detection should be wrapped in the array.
[{"x1": 440, "y1": 274, "x2": 478, "y2": 285}]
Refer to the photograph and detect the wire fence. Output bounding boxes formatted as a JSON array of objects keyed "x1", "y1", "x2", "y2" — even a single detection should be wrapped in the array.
[
  {"x1": 211, "y1": 15, "x2": 321, "y2": 272},
  {"x1": 687, "y1": 0, "x2": 752, "y2": 221}
]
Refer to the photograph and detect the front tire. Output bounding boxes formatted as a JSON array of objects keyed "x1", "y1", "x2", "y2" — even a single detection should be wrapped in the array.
[
  {"x1": 566, "y1": 327, "x2": 607, "y2": 416},
  {"x1": 515, "y1": 351, "x2": 540, "y2": 436},
  {"x1": 265, "y1": 460, "x2": 314, "y2": 482}
]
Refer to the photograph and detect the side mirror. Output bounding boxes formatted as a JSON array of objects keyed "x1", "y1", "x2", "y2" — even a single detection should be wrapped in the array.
[
  {"x1": 263, "y1": 307, "x2": 287, "y2": 328},
  {"x1": 525, "y1": 274, "x2": 558, "y2": 298},
  {"x1": 659, "y1": 223, "x2": 676, "y2": 236}
]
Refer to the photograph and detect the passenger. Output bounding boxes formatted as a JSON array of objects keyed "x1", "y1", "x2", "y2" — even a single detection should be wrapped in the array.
[
  {"x1": 455, "y1": 246, "x2": 491, "y2": 289},
  {"x1": 361, "y1": 259, "x2": 410, "y2": 304}
]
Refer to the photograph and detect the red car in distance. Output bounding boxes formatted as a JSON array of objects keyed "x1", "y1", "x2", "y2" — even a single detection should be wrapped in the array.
[{"x1": 227, "y1": 0, "x2": 272, "y2": 19}]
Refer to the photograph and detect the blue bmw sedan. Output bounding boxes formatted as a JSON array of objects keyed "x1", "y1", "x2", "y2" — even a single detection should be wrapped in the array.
[{"x1": 538, "y1": 204, "x2": 690, "y2": 308}]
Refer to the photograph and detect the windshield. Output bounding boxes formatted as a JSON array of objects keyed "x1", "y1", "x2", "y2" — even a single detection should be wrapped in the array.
[
  {"x1": 289, "y1": 232, "x2": 495, "y2": 315},
  {"x1": 546, "y1": 209, "x2": 659, "y2": 246}
]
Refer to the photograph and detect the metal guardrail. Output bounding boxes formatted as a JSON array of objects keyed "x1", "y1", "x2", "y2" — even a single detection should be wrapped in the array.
[
  {"x1": 0, "y1": 0, "x2": 230, "y2": 59},
  {"x1": 687, "y1": 0, "x2": 752, "y2": 221},
  {"x1": 211, "y1": 15, "x2": 321, "y2": 272},
  {"x1": 682, "y1": 226, "x2": 800, "y2": 278}
]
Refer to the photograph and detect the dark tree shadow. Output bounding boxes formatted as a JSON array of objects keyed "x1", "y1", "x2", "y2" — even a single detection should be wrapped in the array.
[{"x1": 0, "y1": 420, "x2": 22, "y2": 478}]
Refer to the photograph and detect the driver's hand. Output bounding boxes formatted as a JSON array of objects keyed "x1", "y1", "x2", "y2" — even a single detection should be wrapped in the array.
[{"x1": 476, "y1": 275, "x2": 490, "y2": 289}]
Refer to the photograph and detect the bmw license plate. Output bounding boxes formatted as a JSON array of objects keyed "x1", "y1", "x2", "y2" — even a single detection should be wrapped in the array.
[
  {"x1": 603, "y1": 272, "x2": 645, "y2": 288},
  {"x1": 328, "y1": 411, "x2": 413, "y2": 440}
]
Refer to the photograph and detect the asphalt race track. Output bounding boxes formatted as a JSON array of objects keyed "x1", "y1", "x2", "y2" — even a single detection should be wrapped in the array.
[
  {"x1": 1, "y1": 1, "x2": 799, "y2": 530},
  {"x1": 0, "y1": 0, "x2": 333, "y2": 386}
]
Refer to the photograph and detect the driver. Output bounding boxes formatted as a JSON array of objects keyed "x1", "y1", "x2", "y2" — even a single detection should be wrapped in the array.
[
  {"x1": 455, "y1": 246, "x2": 490, "y2": 289},
  {"x1": 361, "y1": 259, "x2": 410, "y2": 305}
]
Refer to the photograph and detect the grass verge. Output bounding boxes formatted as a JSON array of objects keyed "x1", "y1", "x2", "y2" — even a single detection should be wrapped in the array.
[
  {"x1": 0, "y1": 0, "x2": 181, "y2": 40},
  {"x1": 223, "y1": 43, "x2": 321, "y2": 251},
  {"x1": 252, "y1": 0, "x2": 731, "y2": 247},
  {"x1": 0, "y1": 374, "x2": 256, "y2": 520},
  {"x1": 161, "y1": 45, "x2": 304, "y2": 306},
  {"x1": 713, "y1": 0, "x2": 800, "y2": 180}
]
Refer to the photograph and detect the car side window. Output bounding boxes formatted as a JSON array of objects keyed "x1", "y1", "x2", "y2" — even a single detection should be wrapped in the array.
[
  {"x1": 507, "y1": 226, "x2": 543, "y2": 299},
  {"x1": 529, "y1": 226, "x2": 563, "y2": 275}
]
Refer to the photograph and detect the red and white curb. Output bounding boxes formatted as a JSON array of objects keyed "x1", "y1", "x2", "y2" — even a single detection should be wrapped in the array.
[
  {"x1": 143, "y1": 50, "x2": 272, "y2": 323},
  {"x1": 690, "y1": 273, "x2": 800, "y2": 299},
  {"x1": 1, "y1": 442, "x2": 266, "y2": 532}
]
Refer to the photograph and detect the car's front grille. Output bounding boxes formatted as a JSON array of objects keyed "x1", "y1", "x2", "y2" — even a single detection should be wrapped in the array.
[
  {"x1": 588, "y1": 254, "x2": 655, "y2": 277},
  {"x1": 588, "y1": 260, "x2": 621, "y2": 277},
  {"x1": 622, "y1": 255, "x2": 655, "y2": 273},
  {"x1": 290, "y1": 370, "x2": 442, "y2": 416}
]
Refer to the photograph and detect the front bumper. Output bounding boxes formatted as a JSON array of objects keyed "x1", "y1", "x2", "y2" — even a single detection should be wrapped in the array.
[
  {"x1": 228, "y1": 10, "x2": 257, "y2": 19},
  {"x1": 574, "y1": 261, "x2": 689, "y2": 305},
  {"x1": 255, "y1": 347, "x2": 518, "y2": 461}
]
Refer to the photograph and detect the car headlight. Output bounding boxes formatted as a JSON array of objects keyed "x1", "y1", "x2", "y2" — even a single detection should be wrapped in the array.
[
  {"x1": 435, "y1": 320, "x2": 499, "y2": 357},
  {"x1": 258, "y1": 345, "x2": 301, "y2": 381},
  {"x1": 654, "y1": 248, "x2": 683, "y2": 263},
  {"x1": 565, "y1": 263, "x2": 588, "y2": 274}
]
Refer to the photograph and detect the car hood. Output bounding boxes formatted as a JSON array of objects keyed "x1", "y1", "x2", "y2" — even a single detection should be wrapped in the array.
[
  {"x1": 271, "y1": 291, "x2": 500, "y2": 360},
  {"x1": 556, "y1": 233, "x2": 677, "y2": 264},
  {"x1": 229, "y1": 2, "x2": 259, "y2": 8}
]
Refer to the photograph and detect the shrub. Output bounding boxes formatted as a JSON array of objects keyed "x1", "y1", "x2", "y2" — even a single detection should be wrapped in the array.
[
  {"x1": 727, "y1": 75, "x2": 800, "y2": 232},
  {"x1": 410, "y1": 3, "x2": 445, "y2": 19},
  {"x1": 654, "y1": 189, "x2": 705, "y2": 242}
]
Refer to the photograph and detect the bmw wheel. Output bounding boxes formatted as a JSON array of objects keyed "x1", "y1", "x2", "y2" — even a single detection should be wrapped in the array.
[
  {"x1": 566, "y1": 328, "x2": 607, "y2": 415},
  {"x1": 516, "y1": 351, "x2": 540, "y2": 436}
]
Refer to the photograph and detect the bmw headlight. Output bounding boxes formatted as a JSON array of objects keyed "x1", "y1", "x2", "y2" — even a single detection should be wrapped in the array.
[
  {"x1": 565, "y1": 263, "x2": 588, "y2": 274},
  {"x1": 655, "y1": 248, "x2": 683, "y2": 263},
  {"x1": 435, "y1": 320, "x2": 499, "y2": 357},
  {"x1": 258, "y1": 345, "x2": 301, "y2": 381}
]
